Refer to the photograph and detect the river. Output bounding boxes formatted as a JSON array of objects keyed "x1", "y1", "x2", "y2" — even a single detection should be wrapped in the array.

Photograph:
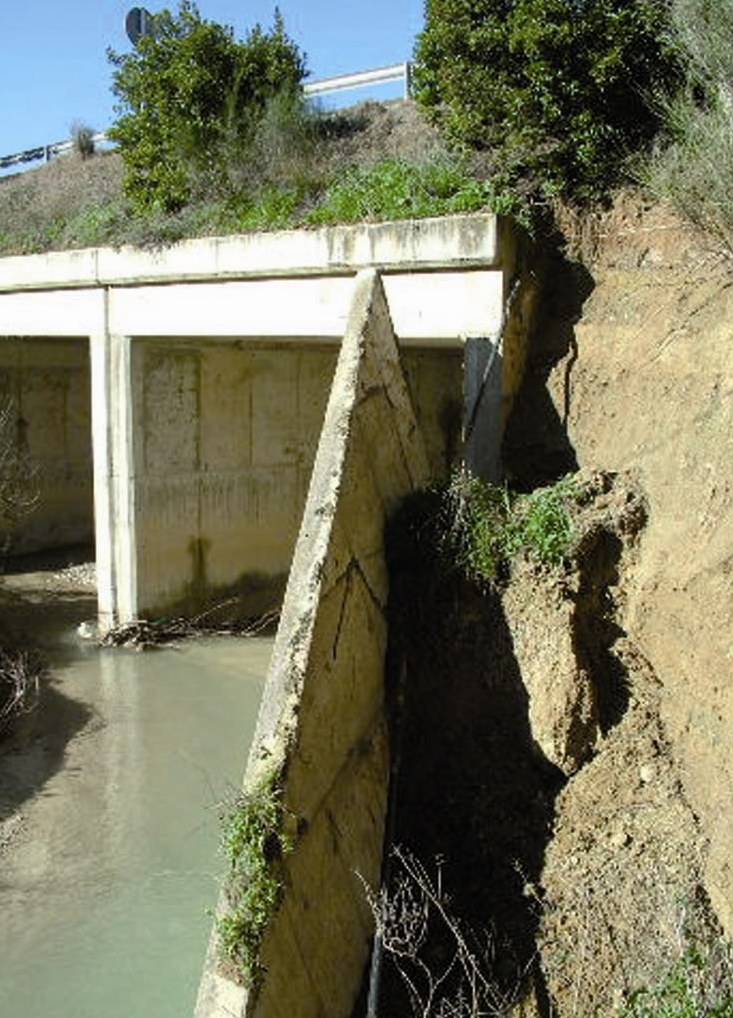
[{"x1": 0, "y1": 581, "x2": 270, "y2": 1018}]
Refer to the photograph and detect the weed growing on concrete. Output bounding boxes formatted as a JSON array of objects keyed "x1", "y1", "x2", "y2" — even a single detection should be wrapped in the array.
[
  {"x1": 446, "y1": 470, "x2": 578, "y2": 583},
  {"x1": 216, "y1": 775, "x2": 293, "y2": 987}
]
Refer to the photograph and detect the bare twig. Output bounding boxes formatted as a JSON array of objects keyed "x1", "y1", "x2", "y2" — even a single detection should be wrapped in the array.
[
  {"x1": 0, "y1": 648, "x2": 44, "y2": 730},
  {"x1": 99, "y1": 606, "x2": 279, "y2": 648},
  {"x1": 361, "y1": 846, "x2": 514, "y2": 1018}
]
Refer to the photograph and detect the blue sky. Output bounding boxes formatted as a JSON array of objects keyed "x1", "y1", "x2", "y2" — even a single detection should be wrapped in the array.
[{"x1": 1, "y1": 0, "x2": 425, "y2": 158}]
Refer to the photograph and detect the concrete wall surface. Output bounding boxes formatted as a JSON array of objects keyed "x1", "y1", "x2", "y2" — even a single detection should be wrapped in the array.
[
  {"x1": 195, "y1": 269, "x2": 431, "y2": 1018},
  {"x1": 0, "y1": 337, "x2": 92, "y2": 552},
  {"x1": 130, "y1": 341, "x2": 336, "y2": 615}
]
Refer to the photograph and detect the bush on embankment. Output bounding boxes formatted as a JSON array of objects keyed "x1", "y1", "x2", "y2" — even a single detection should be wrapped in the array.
[
  {"x1": 413, "y1": 0, "x2": 681, "y2": 204},
  {"x1": 642, "y1": 0, "x2": 733, "y2": 254},
  {"x1": 2, "y1": 0, "x2": 732, "y2": 258}
]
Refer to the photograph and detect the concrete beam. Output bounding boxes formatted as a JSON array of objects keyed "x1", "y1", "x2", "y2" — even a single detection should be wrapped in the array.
[
  {"x1": 0, "y1": 288, "x2": 104, "y2": 336},
  {"x1": 0, "y1": 214, "x2": 507, "y2": 292},
  {"x1": 0, "y1": 271, "x2": 504, "y2": 349}
]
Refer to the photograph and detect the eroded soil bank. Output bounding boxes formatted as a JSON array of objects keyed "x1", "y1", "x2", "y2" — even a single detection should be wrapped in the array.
[{"x1": 375, "y1": 197, "x2": 733, "y2": 1017}]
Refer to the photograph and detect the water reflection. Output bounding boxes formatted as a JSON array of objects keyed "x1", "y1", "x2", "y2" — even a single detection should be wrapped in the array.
[{"x1": 0, "y1": 625, "x2": 270, "y2": 1018}]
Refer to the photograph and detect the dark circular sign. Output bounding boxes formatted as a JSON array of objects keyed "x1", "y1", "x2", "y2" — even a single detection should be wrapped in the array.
[{"x1": 125, "y1": 7, "x2": 155, "y2": 45}]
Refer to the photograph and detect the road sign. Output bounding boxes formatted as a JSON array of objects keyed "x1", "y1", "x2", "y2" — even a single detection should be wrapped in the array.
[{"x1": 125, "y1": 7, "x2": 156, "y2": 45}]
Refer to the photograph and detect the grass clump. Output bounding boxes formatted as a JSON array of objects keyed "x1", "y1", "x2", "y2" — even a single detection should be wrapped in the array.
[
  {"x1": 643, "y1": 0, "x2": 733, "y2": 254},
  {"x1": 619, "y1": 941, "x2": 733, "y2": 1018},
  {"x1": 305, "y1": 157, "x2": 527, "y2": 228},
  {"x1": 446, "y1": 470, "x2": 578, "y2": 583},
  {"x1": 217, "y1": 776, "x2": 293, "y2": 987}
]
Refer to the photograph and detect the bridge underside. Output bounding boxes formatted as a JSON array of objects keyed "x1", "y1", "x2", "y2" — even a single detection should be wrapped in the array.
[{"x1": 0, "y1": 215, "x2": 526, "y2": 631}]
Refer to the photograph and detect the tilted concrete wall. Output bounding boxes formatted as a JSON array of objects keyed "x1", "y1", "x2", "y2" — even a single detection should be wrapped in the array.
[
  {"x1": 0, "y1": 337, "x2": 92, "y2": 552},
  {"x1": 195, "y1": 269, "x2": 431, "y2": 1018}
]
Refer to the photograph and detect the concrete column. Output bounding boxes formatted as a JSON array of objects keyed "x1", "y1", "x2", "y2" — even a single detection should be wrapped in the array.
[{"x1": 91, "y1": 329, "x2": 137, "y2": 631}]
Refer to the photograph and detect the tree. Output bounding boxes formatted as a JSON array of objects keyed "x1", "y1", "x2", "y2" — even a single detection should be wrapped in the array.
[
  {"x1": 413, "y1": 0, "x2": 681, "y2": 203},
  {"x1": 108, "y1": 2, "x2": 306, "y2": 212}
]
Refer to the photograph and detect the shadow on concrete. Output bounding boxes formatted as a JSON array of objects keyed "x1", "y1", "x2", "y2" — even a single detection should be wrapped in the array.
[{"x1": 502, "y1": 249, "x2": 595, "y2": 489}]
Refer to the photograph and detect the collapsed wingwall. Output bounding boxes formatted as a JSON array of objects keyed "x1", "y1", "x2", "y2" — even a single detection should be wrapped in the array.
[{"x1": 195, "y1": 269, "x2": 431, "y2": 1018}]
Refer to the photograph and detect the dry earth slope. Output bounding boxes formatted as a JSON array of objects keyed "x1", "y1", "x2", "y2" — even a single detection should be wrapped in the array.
[{"x1": 503, "y1": 195, "x2": 733, "y2": 1012}]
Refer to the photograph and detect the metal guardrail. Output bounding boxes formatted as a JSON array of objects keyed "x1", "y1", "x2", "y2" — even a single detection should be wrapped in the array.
[
  {"x1": 304, "y1": 62, "x2": 411, "y2": 97},
  {"x1": 0, "y1": 132, "x2": 109, "y2": 171},
  {"x1": 0, "y1": 62, "x2": 412, "y2": 173}
]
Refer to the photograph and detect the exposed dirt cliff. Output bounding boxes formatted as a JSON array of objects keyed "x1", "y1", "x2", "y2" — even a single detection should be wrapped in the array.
[
  {"x1": 503, "y1": 196, "x2": 733, "y2": 1013},
  {"x1": 382, "y1": 196, "x2": 733, "y2": 1017}
]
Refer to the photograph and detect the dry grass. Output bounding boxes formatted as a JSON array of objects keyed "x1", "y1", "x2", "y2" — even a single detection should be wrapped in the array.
[
  {"x1": 0, "y1": 648, "x2": 43, "y2": 731},
  {"x1": 0, "y1": 150, "x2": 125, "y2": 253}
]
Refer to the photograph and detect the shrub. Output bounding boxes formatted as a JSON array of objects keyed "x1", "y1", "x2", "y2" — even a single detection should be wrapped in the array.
[
  {"x1": 620, "y1": 941, "x2": 733, "y2": 1018},
  {"x1": 304, "y1": 157, "x2": 527, "y2": 227},
  {"x1": 446, "y1": 470, "x2": 578, "y2": 582},
  {"x1": 643, "y1": 0, "x2": 733, "y2": 252},
  {"x1": 70, "y1": 121, "x2": 96, "y2": 159},
  {"x1": 107, "y1": 1, "x2": 306, "y2": 212},
  {"x1": 217, "y1": 776, "x2": 294, "y2": 987},
  {"x1": 413, "y1": 0, "x2": 680, "y2": 203}
]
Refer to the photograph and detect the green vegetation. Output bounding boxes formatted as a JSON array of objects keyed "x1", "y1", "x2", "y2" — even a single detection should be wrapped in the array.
[
  {"x1": 217, "y1": 776, "x2": 293, "y2": 987},
  {"x1": 5, "y1": 0, "x2": 733, "y2": 252},
  {"x1": 0, "y1": 146, "x2": 517, "y2": 254},
  {"x1": 643, "y1": 0, "x2": 733, "y2": 253},
  {"x1": 413, "y1": 0, "x2": 680, "y2": 204},
  {"x1": 446, "y1": 471, "x2": 578, "y2": 582},
  {"x1": 304, "y1": 156, "x2": 526, "y2": 226},
  {"x1": 107, "y1": 1, "x2": 305, "y2": 212},
  {"x1": 619, "y1": 942, "x2": 733, "y2": 1018}
]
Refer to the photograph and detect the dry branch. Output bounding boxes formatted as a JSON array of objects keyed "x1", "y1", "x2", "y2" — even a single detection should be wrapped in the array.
[{"x1": 99, "y1": 604, "x2": 279, "y2": 649}]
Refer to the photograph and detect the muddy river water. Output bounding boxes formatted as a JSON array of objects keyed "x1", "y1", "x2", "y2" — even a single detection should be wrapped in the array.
[{"x1": 0, "y1": 583, "x2": 270, "y2": 1018}]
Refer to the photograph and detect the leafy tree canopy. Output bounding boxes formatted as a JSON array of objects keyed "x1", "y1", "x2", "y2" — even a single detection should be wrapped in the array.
[
  {"x1": 108, "y1": 2, "x2": 306, "y2": 212},
  {"x1": 413, "y1": 0, "x2": 681, "y2": 202}
]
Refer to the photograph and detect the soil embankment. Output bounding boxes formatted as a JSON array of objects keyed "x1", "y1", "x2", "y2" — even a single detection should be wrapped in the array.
[
  {"x1": 383, "y1": 196, "x2": 733, "y2": 1016},
  {"x1": 509, "y1": 197, "x2": 733, "y2": 1012}
]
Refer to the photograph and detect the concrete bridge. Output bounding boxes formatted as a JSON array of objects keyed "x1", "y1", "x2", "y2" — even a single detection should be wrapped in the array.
[
  {"x1": 0, "y1": 214, "x2": 527, "y2": 632},
  {"x1": 0, "y1": 214, "x2": 532, "y2": 1018}
]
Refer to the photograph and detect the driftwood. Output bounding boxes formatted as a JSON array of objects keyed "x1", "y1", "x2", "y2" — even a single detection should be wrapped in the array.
[{"x1": 99, "y1": 602, "x2": 279, "y2": 649}]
